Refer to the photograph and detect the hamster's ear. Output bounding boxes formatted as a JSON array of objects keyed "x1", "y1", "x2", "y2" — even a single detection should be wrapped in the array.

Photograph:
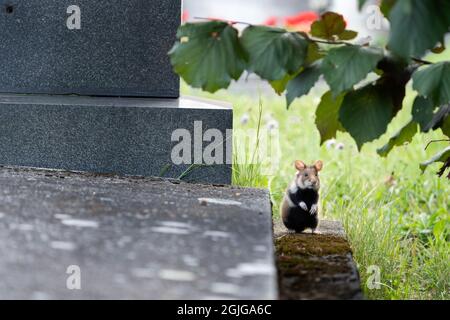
[
  {"x1": 295, "y1": 160, "x2": 306, "y2": 171},
  {"x1": 314, "y1": 160, "x2": 323, "y2": 171}
]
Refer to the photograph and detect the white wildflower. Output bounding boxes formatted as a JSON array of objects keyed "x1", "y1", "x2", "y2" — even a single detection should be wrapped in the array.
[
  {"x1": 325, "y1": 139, "x2": 336, "y2": 149},
  {"x1": 266, "y1": 119, "x2": 279, "y2": 134},
  {"x1": 240, "y1": 113, "x2": 250, "y2": 125},
  {"x1": 336, "y1": 142, "x2": 345, "y2": 150}
]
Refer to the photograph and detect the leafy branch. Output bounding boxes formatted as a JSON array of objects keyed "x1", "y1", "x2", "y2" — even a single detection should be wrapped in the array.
[{"x1": 169, "y1": 0, "x2": 450, "y2": 179}]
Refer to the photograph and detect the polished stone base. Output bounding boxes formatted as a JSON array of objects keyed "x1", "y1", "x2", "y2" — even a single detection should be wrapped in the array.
[{"x1": 0, "y1": 94, "x2": 232, "y2": 184}]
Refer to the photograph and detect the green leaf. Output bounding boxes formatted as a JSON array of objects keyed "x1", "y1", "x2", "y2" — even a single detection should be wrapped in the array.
[
  {"x1": 305, "y1": 42, "x2": 324, "y2": 64},
  {"x1": 442, "y1": 115, "x2": 450, "y2": 138},
  {"x1": 311, "y1": 12, "x2": 346, "y2": 40},
  {"x1": 169, "y1": 21, "x2": 247, "y2": 93},
  {"x1": 322, "y1": 45, "x2": 383, "y2": 95},
  {"x1": 286, "y1": 63, "x2": 322, "y2": 107},
  {"x1": 375, "y1": 59, "x2": 413, "y2": 115},
  {"x1": 412, "y1": 96, "x2": 436, "y2": 131},
  {"x1": 241, "y1": 26, "x2": 309, "y2": 81},
  {"x1": 413, "y1": 62, "x2": 450, "y2": 106},
  {"x1": 269, "y1": 67, "x2": 306, "y2": 95},
  {"x1": 433, "y1": 219, "x2": 447, "y2": 239},
  {"x1": 377, "y1": 121, "x2": 418, "y2": 157},
  {"x1": 270, "y1": 74, "x2": 294, "y2": 95},
  {"x1": 358, "y1": 0, "x2": 368, "y2": 10},
  {"x1": 338, "y1": 30, "x2": 358, "y2": 40},
  {"x1": 388, "y1": 0, "x2": 450, "y2": 58},
  {"x1": 420, "y1": 146, "x2": 450, "y2": 172},
  {"x1": 339, "y1": 84, "x2": 395, "y2": 150},
  {"x1": 315, "y1": 91, "x2": 345, "y2": 145},
  {"x1": 424, "y1": 105, "x2": 450, "y2": 133},
  {"x1": 380, "y1": 0, "x2": 397, "y2": 17}
]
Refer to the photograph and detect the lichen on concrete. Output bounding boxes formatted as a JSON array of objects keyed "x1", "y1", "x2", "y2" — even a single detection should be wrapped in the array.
[{"x1": 274, "y1": 219, "x2": 363, "y2": 300}]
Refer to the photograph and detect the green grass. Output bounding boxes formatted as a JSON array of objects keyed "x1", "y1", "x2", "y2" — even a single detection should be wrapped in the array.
[{"x1": 182, "y1": 80, "x2": 450, "y2": 299}]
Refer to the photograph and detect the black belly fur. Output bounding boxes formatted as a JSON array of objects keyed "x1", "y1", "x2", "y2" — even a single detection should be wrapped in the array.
[{"x1": 283, "y1": 188, "x2": 319, "y2": 232}]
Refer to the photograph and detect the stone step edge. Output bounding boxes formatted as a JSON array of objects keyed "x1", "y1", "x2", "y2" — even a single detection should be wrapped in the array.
[{"x1": 273, "y1": 219, "x2": 364, "y2": 300}]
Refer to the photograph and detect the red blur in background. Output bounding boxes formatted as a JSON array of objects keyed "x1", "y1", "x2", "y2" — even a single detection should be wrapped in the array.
[{"x1": 284, "y1": 11, "x2": 318, "y2": 31}]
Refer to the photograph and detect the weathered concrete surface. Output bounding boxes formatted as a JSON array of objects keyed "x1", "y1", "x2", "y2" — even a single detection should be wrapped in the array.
[
  {"x1": 0, "y1": 94, "x2": 232, "y2": 184},
  {"x1": 274, "y1": 219, "x2": 363, "y2": 300},
  {"x1": 0, "y1": 166, "x2": 277, "y2": 299}
]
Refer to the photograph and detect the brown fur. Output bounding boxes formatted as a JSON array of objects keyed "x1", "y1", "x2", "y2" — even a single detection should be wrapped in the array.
[
  {"x1": 293, "y1": 160, "x2": 322, "y2": 191},
  {"x1": 281, "y1": 160, "x2": 323, "y2": 233}
]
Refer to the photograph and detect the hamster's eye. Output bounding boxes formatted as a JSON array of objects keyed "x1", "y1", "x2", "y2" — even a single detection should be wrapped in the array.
[{"x1": 304, "y1": 173, "x2": 308, "y2": 177}]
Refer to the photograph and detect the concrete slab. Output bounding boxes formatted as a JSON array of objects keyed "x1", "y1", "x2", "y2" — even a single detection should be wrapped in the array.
[
  {"x1": 0, "y1": 166, "x2": 277, "y2": 299},
  {"x1": 0, "y1": 94, "x2": 232, "y2": 184}
]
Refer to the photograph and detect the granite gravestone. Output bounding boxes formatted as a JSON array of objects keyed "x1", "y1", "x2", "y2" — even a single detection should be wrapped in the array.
[
  {"x1": 0, "y1": 0, "x2": 179, "y2": 97},
  {"x1": 0, "y1": 1, "x2": 232, "y2": 184}
]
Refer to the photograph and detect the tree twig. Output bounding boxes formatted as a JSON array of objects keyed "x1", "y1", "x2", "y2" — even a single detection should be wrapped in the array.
[
  {"x1": 190, "y1": 18, "x2": 438, "y2": 65},
  {"x1": 424, "y1": 139, "x2": 450, "y2": 150},
  {"x1": 309, "y1": 38, "x2": 353, "y2": 45},
  {"x1": 193, "y1": 16, "x2": 252, "y2": 26},
  {"x1": 411, "y1": 57, "x2": 434, "y2": 65},
  {"x1": 297, "y1": 32, "x2": 353, "y2": 46}
]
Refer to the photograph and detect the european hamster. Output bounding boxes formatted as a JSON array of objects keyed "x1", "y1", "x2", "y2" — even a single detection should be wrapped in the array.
[{"x1": 281, "y1": 160, "x2": 323, "y2": 233}]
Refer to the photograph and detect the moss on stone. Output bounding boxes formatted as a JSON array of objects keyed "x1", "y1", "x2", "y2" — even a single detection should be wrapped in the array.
[
  {"x1": 275, "y1": 231, "x2": 361, "y2": 299},
  {"x1": 275, "y1": 233, "x2": 351, "y2": 256},
  {"x1": 277, "y1": 255, "x2": 352, "y2": 277}
]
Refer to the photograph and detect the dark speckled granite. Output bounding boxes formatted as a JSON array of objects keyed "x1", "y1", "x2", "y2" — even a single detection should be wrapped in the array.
[
  {"x1": 0, "y1": 0, "x2": 180, "y2": 97},
  {"x1": 0, "y1": 94, "x2": 232, "y2": 184}
]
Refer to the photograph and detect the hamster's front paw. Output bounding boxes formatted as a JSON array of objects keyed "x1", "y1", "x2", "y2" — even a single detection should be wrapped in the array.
[
  {"x1": 299, "y1": 202, "x2": 308, "y2": 211},
  {"x1": 310, "y1": 204, "x2": 318, "y2": 215}
]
